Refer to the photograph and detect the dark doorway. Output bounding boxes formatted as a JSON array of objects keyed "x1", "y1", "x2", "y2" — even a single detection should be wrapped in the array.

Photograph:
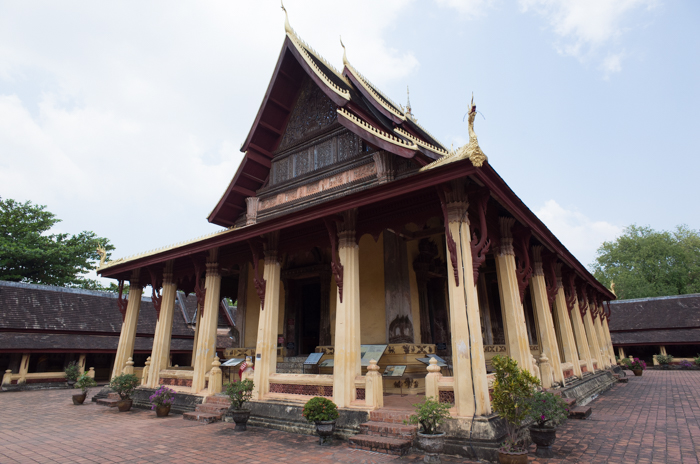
[{"x1": 299, "y1": 280, "x2": 321, "y2": 355}]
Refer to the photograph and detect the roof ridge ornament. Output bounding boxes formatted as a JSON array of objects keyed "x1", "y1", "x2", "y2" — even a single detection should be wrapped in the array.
[
  {"x1": 340, "y1": 36, "x2": 349, "y2": 67},
  {"x1": 281, "y1": 0, "x2": 293, "y2": 36},
  {"x1": 405, "y1": 86, "x2": 415, "y2": 121}
]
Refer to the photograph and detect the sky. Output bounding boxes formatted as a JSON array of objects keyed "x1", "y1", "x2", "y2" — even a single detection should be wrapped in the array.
[{"x1": 1, "y1": 1, "x2": 698, "y2": 284}]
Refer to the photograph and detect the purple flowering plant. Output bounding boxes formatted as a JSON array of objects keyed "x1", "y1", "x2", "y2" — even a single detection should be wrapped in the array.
[
  {"x1": 629, "y1": 358, "x2": 646, "y2": 371},
  {"x1": 680, "y1": 360, "x2": 693, "y2": 369},
  {"x1": 149, "y1": 386, "x2": 176, "y2": 410},
  {"x1": 527, "y1": 391, "x2": 569, "y2": 428}
]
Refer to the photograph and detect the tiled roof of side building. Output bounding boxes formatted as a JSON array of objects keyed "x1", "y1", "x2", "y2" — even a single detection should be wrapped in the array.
[
  {"x1": 0, "y1": 280, "x2": 196, "y2": 337},
  {"x1": 608, "y1": 293, "x2": 700, "y2": 332}
]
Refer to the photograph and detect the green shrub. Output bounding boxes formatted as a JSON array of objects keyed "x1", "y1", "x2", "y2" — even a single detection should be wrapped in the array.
[
  {"x1": 656, "y1": 354, "x2": 674, "y2": 368},
  {"x1": 302, "y1": 397, "x2": 339, "y2": 423},
  {"x1": 74, "y1": 373, "x2": 97, "y2": 394},
  {"x1": 490, "y1": 355, "x2": 540, "y2": 453},
  {"x1": 64, "y1": 361, "x2": 81, "y2": 381},
  {"x1": 694, "y1": 355, "x2": 700, "y2": 367},
  {"x1": 527, "y1": 391, "x2": 569, "y2": 428},
  {"x1": 225, "y1": 379, "x2": 254, "y2": 410},
  {"x1": 109, "y1": 374, "x2": 140, "y2": 400},
  {"x1": 406, "y1": 397, "x2": 452, "y2": 435}
]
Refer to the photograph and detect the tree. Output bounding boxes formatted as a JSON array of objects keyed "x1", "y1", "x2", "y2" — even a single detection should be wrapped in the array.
[
  {"x1": 0, "y1": 197, "x2": 115, "y2": 289},
  {"x1": 591, "y1": 224, "x2": 700, "y2": 299}
]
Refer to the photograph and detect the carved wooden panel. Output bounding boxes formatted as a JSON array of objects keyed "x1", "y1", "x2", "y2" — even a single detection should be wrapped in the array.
[
  {"x1": 337, "y1": 131, "x2": 361, "y2": 162},
  {"x1": 278, "y1": 78, "x2": 337, "y2": 150},
  {"x1": 315, "y1": 138, "x2": 335, "y2": 169}
]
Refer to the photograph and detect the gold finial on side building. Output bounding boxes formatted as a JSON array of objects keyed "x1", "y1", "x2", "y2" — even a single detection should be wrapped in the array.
[
  {"x1": 610, "y1": 280, "x2": 616, "y2": 296},
  {"x1": 340, "y1": 36, "x2": 349, "y2": 67}
]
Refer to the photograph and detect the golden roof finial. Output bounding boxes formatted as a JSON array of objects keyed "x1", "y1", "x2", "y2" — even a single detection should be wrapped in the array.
[
  {"x1": 281, "y1": 0, "x2": 293, "y2": 36},
  {"x1": 405, "y1": 86, "x2": 415, "y2": 121},
  {"x1": 610, "y1": 280, "x2": 616, "y2": 296},
  {"x1": 462, "y1": 92, "x2": 487, "y2": 167},
  {"x1": 340, "y1": 36, "x2": 349, "y2": 67}
]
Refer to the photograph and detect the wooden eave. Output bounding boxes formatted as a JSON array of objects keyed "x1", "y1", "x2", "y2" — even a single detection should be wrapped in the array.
[
  {"x1": 101, "y1": 156, "x2": 614, "y2": 300},
  {"x1": 343, "y1": 67, "x2": 405, "y2": 125}
]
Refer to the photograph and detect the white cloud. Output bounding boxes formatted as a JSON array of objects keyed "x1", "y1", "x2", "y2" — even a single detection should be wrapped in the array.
[
  {"x1": 0, "y1": 2, "x2": 421, "y2": 266},
  {"x1": 535, "y1": 200, "x2": 622, "y2": 266},
  {"x1": 519, "y1": 0, "x2": 659, "y2": 73},
  {"x1": 433, "y1": 0, "x2": 496, "y2": 18}
]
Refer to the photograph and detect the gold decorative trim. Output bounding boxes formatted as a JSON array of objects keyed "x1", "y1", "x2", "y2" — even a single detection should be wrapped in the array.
[
  {"x1": 394, "y1": 127, "x2": 448, "y2": 156},
  {"x1": 337, "y1": 108, "x2": 417, "y2": 150},
  {"x1": 97, "y1": 227, "x2": 237, "y2": 271}
]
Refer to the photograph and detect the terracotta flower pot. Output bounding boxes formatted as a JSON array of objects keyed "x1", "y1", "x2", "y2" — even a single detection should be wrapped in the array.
[
  {"x1": 117, "y1": 399, "x2": 133, "y2": 412},
  {"x1": 417, "y1": 432, "x2": 445, "y2": 464},
  {"x1": 155, "y1": 404, "x2": 171, "y2": 417},
  {"x1": 72, "y1": 392, "x2": 87, "y2": 405},
  {"x1": 315, "y1": 420, "x2": 335, "y2": 446},
  {"x1": 498, "y1": 449, "x2": 528, "y2": 464},
  {"x1": 633, "y1": 369, "x2": 643, "y2": 377},
  {"x1": 230, "y1": 409, "x2": 251, "y2": 431},
  {"x1": 529, "y1": 426, "x2": 557, "y2": 458}
]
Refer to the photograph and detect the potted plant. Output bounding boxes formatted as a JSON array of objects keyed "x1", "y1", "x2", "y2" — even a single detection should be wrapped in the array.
[
  {"x1": 149, "y1": 386, "x2": 176, "y2": 417},
  {"x1": 629, "y1": 358, "x2": 646, "y2": 376},
  {"x1": 694, "y1": 354, "x2": 700, "y2": 367},
  {"x1": 225, "y1": 379, "x2": 254, "y2": 431},
  {"x1": 526, "y1": 391, "x2": 569, "y2": 458},
  {"x1": 72, "y1": 373, "x2": 97, "y2": 405},
  {"x1": 64, "y1": 361, "x2": 81, "y2": 387},
  {"x1": 656, "y1": 353, "x2": 673, "y2": 369},
  {"x1": 406, "y1": 397, "x2": 451, "y2": 464},
  {"x1": 680, "y1": 360, "x2": 693, "y2": 370},
  {"x1": 302, "y1": 396, "x2": 339, "y2": 445},
  {"x1": 490, "y1": 355, "x2": 540, "y2": 464},
  {"x1": 109, "y1": 373, "x2": 140, "y2": 412}
]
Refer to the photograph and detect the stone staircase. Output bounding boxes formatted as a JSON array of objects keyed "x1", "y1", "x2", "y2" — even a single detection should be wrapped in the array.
[
  {"x1": 96, "y1": 392, "x2": 120, "y2": 407},
  {"x1": 183, "y1": 395, "x2": 231, "y2": 424},
  {"x1": 546, "y1": 388, "x2": 591, "y2": 419},
  {"x1": 276, "y1": 356, "x2": 307, "y2": 374},
  {"x1": 349, "y1": 409, "x2": 417, "y2": 456}
]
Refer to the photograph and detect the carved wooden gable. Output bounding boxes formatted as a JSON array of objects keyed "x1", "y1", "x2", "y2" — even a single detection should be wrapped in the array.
[{"x1": 270, "y1": 77, "x2": 366, "y2": 187}]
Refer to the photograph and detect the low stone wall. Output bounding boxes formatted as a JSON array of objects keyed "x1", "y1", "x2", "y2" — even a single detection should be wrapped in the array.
[
  {"x1": 130, "y1": 388, "x2": 203, "y2": 414},
  {"x1": 559, "y1": 369, "x2": 617, "y2": 406},
  {"x1": 242, "y1": 399, "x2": 370, "y2": 439},
  {"x1": 440, "y1": 414, "x2": 508, "y2": 462}
]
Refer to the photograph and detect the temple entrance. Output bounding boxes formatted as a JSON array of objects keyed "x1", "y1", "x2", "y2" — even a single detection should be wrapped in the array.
[{"x1": 298, "y1": 279, "x2": 321, "y2": 355}]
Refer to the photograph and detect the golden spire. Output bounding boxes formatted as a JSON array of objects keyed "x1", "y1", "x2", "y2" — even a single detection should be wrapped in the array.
[
  {"x1": 340, "y1": 36, "x2": 349, "y2": 67},
  {"x1": 458, "y1": 93, "x2": 487, "y2": 167},
  {"x1": 281, "y1": 0, "x2": 293, "y2": 36},
  {"x1": 405, "y1": 86, "x2": 415, "y2": 121}
]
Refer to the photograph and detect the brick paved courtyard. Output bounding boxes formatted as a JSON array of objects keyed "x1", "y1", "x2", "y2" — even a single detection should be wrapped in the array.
[{"x1": 1, "y1": 370, "x2": 699, "y2": 463}]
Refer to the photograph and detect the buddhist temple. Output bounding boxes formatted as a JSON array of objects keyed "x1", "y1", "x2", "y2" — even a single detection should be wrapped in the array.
[{"x1": 95, "y1": 8, "x2": 619, "y2": 459}]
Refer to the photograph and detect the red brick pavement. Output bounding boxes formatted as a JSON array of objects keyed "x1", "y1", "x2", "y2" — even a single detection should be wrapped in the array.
[{"x1": 1, "y1": 371, "x2": 699, "y2": 463}]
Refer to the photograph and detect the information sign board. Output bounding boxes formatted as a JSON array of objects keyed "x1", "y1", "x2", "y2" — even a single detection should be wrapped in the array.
[
  {"x1": 304, "y1": 352, "x2": 324, "y2": 365},
  {"x1": 360, "y1": 345, "x2": 388, "y2": 367},
  {"x1": 382, "y1": 365, "x2": 407, "y2": 377}
]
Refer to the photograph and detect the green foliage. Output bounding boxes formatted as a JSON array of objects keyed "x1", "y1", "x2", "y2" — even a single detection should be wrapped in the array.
[
  {"x1": 64, "y1": 361, "x2": 81, "y2": 381},
  {"x1": 527, "y1": 391, "x2": 569, "y2": 428},
  {"x1": 225, "y1": 379, "x2": 254, "y2": 410},
  {"x1": 656, "y1": 354, "x2": 674, "y2": 367},
  {"x1": 302, "y1": 397, "x2": 339, "y2": 423},
  {"x1": 694, "y1": 355, "x2": 700, "y2": 367},
  {"x1": 490, "y1": 355, "x2": 541, "y2": 452},
  {"x1": 109, "y1": 374, "x2": 140, "y2": 400},
  {"x1": 591, "y1": 224, "x2": 700, "y2": 299},
  {"x1": 406, "y1": 397, "x2": 452, "y2": 435},
  {"x1": 620, "y1": 357, "x2": 632, "y2": 369},
  {"x1": 74, "y1": 373, "x2": 97, "y2": 393},
  {"x1": 0, "y1": 197, "x2": 114, "y2": 288}
]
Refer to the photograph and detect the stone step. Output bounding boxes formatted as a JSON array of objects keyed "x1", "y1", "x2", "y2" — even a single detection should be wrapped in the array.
[
  {"x1": 195, "y1": 404, "x2": 229, "y2": 415},
  {"x1": 277, "y1": 362, "x2": 304, "y2": 369},
  {"x1": 370, "y1": 409, "x2": 413, "y2": 424},
  {"x1": 107, "y1": 393, "x2": 120, "y2": 400},
  {"x1": 276, "y1": 368, "x2": 304, "y2": 374},
  {"x1": 349, "y1": 435, "x2": 412, "y2": 456},
  {"x1": 283, "y1": 357, "x2": 309, "y2": 363},
  {"x1": 358, "y1": 421, "x2": 417, "y2": 439},
  {"x1": 563, "y1": 398, "x2": 576, "y2": 407},
  {"x1": 204, "y1": 395, "x2": 231, "y2": 405},
  {"x1": 617, "y1": 377, "x2": 629, "y2": 383},
  {"x1": 183, "y1": 411, "x2": 222, "y2": 424},
  {"x1": 569, "y1": 406, "x2": 592, "y2": 420},
  {"x1": 96, "y1": 398, "x2": 119, "y2": 407}
]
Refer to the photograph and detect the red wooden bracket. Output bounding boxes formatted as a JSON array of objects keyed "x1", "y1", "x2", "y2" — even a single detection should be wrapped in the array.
[
  {"x1": 323, "y1": 217, "x2": 345, "y2": 303},
  {"x1": 116, "y1": 280, "x2": 128, "y2": 322},
  {"x1": 248, "y1": 240, "x2": 266, "y2": 309}
]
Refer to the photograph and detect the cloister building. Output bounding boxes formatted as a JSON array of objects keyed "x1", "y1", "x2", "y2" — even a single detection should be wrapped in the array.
[{"x1": 96, "y1": 11, "x2": 618, "y2": 459}]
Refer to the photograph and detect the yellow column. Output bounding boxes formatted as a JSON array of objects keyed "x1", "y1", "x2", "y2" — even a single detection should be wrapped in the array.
[
  {"x1": 603, "y1": 315, "x2": 616, "y2": 364},
  {"x1": 147, "y1": 260, "x2": 177, "y2": 388},
  {"x1": 618, "y1": 346, "x2": 625, "y2": 360},
  {"x1": 18, "y1": 354, "x2": 30, "y2": 384},
  {"x1": 252, "y1": 233, "x2": 282, "y2": 400},
  {"x1": 333, "y1": 210, "x2": 361, "y2": 408},
  {"x1": 78, "y1": 354, "x2": 87, "y2": 375},
  {"x1": 530, "y1": 248, "x2": 564, "y2": 385},
  {"x1": 553, "y1": 283, "x2": 582, "y2": 378},
  {"x1": 570, "y1": 299, "x2": 593, "y2": 374},
  {"x1": 494, "y1": 218, "x2": 532, "y2": 374},
  {"x1": 593, "y1": 314, "x2": 610, "y2": 368},
  {"x1": 583, "y1": 307, "x2": 603, "y2": 371},
  {"x1": 192, "y1": 249, "x2": 222, "y2": 393},
  {"x1": 190, "y1": 308, "x2": 202, "y2": 367},
  {"x1": 111, "y1": 269, "x2": 142, "y2": 380}
]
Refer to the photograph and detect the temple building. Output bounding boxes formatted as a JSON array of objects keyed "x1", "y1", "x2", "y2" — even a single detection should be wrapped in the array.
[{"x1": 96, "y1": 10, "x2": 618, "y2": 459}]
